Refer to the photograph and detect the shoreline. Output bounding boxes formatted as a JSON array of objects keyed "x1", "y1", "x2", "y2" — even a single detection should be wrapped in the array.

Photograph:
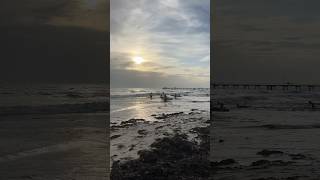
[
  {"x1": 111, "y1": 117, "x2": 211, "y2": 179},
  {"x1": 110, "y1": 109, "x2": 210, "y2": 163},
  {"x1": 0, "y1": 112, "x2": 108, "y2": 179},
  {"x1": 211, "y1": 89, "x2": 320, "y2": 179}
]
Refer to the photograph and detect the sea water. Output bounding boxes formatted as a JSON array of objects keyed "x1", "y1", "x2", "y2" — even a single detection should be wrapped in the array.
[{"x1": 110, "y1": 88, "x2": 210, "y2": 124}]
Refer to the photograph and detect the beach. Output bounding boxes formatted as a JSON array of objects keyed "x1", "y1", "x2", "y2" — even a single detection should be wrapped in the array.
[
  {"x1": 0, "y1": 84, "x2": 109, "y2": 179},
  {"x1": 211, "y1": 88, "x2": 320, "y2": 179},
  {"x1": 110, "y1": 88, "x2": 210, "y2": 178}
]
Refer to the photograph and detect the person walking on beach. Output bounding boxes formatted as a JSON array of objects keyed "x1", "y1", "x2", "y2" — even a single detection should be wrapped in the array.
[
  {"x1": 149, "y1": 92, "x2": 153, "y2": 99},
  {"x1": 160, "y1": 92, "x2": 164, "y2": 99},
  {"x1": 164, "y1": 94, "x2": 168, "y2": 102},
  {"x1": 308, "y1": 101, "x2": 316, "y2": 109}
]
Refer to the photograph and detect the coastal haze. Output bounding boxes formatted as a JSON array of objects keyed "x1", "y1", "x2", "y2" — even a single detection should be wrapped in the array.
[{"x1": 0, "y1": 0, "x2": 109, "y2": 179}]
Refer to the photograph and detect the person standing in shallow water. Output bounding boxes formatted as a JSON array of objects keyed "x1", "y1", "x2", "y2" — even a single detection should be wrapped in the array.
[{"x1": 164, "y1": 94, "x2": 168, "y2": 102}]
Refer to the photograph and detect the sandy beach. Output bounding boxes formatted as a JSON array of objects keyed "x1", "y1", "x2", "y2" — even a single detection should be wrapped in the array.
[
  {"x1": 110, "y1": 88, "x2": 210, "y2": 179},
  {"x1": 111, "y1": 111, "x2": 211, "y2": 179},
  {"x1": 0, "y1": 84, "x2": 109, "y2": 179},
  {"x1": 211, "y1": 88, "x2": 320, "y2": 179},
  {"x1": 0, "y1": 113, "x2": 108, "y2": 179}
]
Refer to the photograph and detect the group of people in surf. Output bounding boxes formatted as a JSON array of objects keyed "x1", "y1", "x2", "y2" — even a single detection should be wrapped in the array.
[{"x1": 148, "y1": 92, "x2": 178, "y2": 102}]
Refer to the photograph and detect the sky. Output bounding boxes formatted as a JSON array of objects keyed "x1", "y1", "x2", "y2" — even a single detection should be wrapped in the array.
[
  {"x1": 110, "y1": 0, "x2": 210, "y2": 88},
  {"x1": 0, "y1": 0, "x2": 108, "y2": 83},
  {"x1": 214, "y1": 0, "x2": 320, "y2": 84}
]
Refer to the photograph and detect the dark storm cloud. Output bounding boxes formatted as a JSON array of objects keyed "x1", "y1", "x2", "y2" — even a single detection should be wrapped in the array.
[
  {"x1": 214, "y1": 0, "x2": 320, "y2": 84},
  {"x1": 0, "y1": 0, "x2": 108, "y2": 83}
]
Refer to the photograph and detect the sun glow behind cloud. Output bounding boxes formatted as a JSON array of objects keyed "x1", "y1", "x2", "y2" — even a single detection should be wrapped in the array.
[
  {"x1": 110, "y1": 0, "x2": 210, "y2": 87},
  {"x1": 132, "y1": 56, "x2": 144, "y2": 64}
]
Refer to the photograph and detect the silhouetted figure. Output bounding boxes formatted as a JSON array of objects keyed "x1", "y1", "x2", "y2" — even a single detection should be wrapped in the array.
[
  {"x1": 174, "y1": 93, "x2": 177, "y2": 99},
  {"x1": 308, "y1": 101, "x2": 316, "y2": 109},
  {"x1": 164, "y1": 94, "x2": 168, "y2": 102},
  {"x1": 149, "y1": 92, "x2": 153, "y2": 99}
]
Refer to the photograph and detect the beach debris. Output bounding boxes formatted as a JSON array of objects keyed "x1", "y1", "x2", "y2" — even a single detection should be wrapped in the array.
[
  {"x1": 155, "y1": 125, "x2": 165, "y2": 130},
  {"x1": 218, "y1": 159, "x2": 236, "y2": 165},
  {"x1": 129, "y1": 144, "x2": 136, "y2": 151},
  {"x1": 289, "y1": 153, "x2": 307, "y2": 160},
  {"x1": 190, "y1": 127, "x2": 210, "y2": 135},
  {"x1": 111, "y1": 135, "x2": 121, "y2": 140},
  {"x1": 154, "y1": 112, "x2": 183, "y2": 119},
  {"x1": 257, "y1": 149, "x2": 284, "y2": 157},
  {"x1": 189, "y1": 111, "x2": 201, "y2": 115},
  {"x1": 137, "y1": 129, "x2": 148, "y2": 135},
  {"x1": 111, "y1": 127, "x2": 211, "y2": 180},
  {"x1": 117, "y1": 144, "x2": 125, "y2": 149},
  {"x1": 120, "y1": 118, "x2": 146, "y2": 127}
]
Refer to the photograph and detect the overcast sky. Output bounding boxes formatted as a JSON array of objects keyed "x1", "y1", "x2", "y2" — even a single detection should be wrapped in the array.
[
  {"x1": 0, "y1": 0, "x2": 108, "y2": 83},
  {"x1": 214, "y1": 0, "x2": 320, "y2": 84},
  {"x1": 110, "y1": 0, "x2": 210, "y2": 88}
]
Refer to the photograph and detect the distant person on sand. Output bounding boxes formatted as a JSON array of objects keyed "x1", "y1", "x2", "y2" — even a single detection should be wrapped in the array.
[
  {"x1": 308, "y1": 101, "x2": 316, "y2": 109},
  {"x1": 149, "y1": 92, "x2": 153, "y2": 99}
]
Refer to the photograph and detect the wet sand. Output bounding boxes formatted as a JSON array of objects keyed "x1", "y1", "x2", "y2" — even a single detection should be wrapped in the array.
[
  {"x1": 110, "y1": 110, "x2": 210, "y2": 164},
  {"x1": 211, "y1": 89, "x2": 320, "y2": 179},
  {"x1": 0, "y1": 113, "x2": 109, "y2": 179},
  {"x1": 111, "y1": 113, "x2": 211, "y2": 180}
]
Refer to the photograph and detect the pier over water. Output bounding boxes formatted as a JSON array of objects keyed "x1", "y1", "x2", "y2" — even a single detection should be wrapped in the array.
[{"x1": 211, "y1": 83, "x2": 320, "y2": 91}]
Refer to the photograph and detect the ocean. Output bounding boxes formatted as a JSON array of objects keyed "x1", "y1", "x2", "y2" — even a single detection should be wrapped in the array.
[
  {"x1": 111, "y1": 88, "x2": 210, "y2": 124},
  {"x1": 110, "y1": 87, "x2": 210, "y2": 162},
  {"x1": 211, "y1": 88, "x2": 320, "y2": 179},
  {"x1": 0, "y1": 83, "x2": 109, "y2": 179},
  {"x1": 0, "y1": 83, "x2": 108, "y2": 115}
]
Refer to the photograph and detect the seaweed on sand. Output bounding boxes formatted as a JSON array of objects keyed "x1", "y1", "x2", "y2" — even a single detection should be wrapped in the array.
[{"x1": 111, "y1": 132, "x2": 211, "y2": 180}]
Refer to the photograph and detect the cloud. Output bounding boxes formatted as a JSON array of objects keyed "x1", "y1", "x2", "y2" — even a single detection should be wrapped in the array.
[
  {"x1": 111, "y1": 69, "x2": 209, "y2": 88},
  {"x1": 0, "y1": 0, "x2": 107, "y2": 31},
  {"x1": 0, "y1": 0, "x2": 108, "y2": 83},
  {"x1": 214, "y1": 1, "x2": 320, "y2": 84},
  {"x1": 110, "y1": 0, "x2": 210, "y2": 87}
]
